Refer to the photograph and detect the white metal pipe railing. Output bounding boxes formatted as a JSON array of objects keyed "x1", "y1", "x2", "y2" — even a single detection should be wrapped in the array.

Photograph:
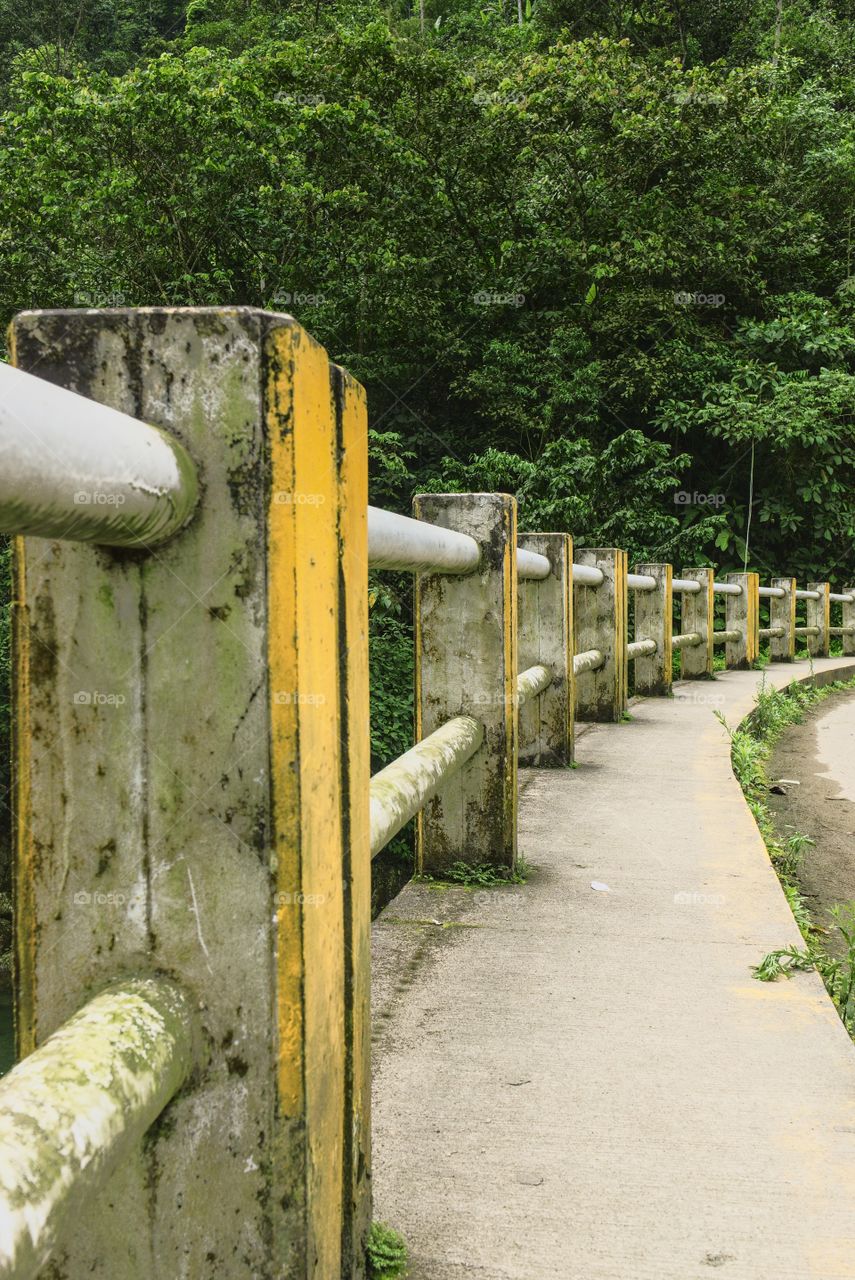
[
  {"x1": 627, "y1": 573, "x2": 656, "y2": 592},
  {"x1": 572, "y1": 563, "x2": 605, "y2": 588},
  {"x1": 829, "y1": 626, "x2": 855, "y2": 635},
  {"x1": 0, "y1": 363, "x2": 198, "y2": 548},
  {"x1": 517, "y1": 549, "x2": 551, "y2": 580},
  {"x1": 758, "y1": 586, "x2": 786, "y2": 598},
  {"x1": 0, "y1": 978, "x2": 195, "y2": 1280},
  {"x1": 795, "y1": 589, "x2": 820, "y2": 600},
  {"x1": 830, "y1": 592, "x2": 853, "y2": 603},
  {"x1": 713, "y1": 629, "x2": 740, "y2": 644},
  {"x1": 794, "y1": 626, "x2": 821, "y2": 635},
  {"x1": 672, "y1": 631, "x2": 702, "y2": 649},
  {"x1": 627, "y1": 639, "x2": 656, "y2": 660},
  {"x1": 573, "y1": 649, "x2": 604, "y2": 675},
  {"x1": 713, "y1": 582, "x2": 742, "y2": 596},
  {"x1": 673, "y1": 577, "x2": 701, "y2": 593},
  {"x1": 367, "y1": 506, "x2": 479, "y2": 575},
  {"x1": 369, "y1": 715, "x2": 483, "y2": 857},
  {"x1": 517, "y1": 664, "x2": 552, "y2": 707},
  {"x1": 758, "y1": 627, "x2": 785, "y2": 638}
]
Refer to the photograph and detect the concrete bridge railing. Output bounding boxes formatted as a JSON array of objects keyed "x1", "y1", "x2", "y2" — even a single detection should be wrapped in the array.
[{"x1": 0, "y1": 306, "x2": 852, "y2": 1278}]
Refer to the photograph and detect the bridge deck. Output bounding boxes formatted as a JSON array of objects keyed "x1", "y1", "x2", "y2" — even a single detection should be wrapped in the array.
[{"x1": 371, "y1": 658, "x2": 855, "y2": 1280}]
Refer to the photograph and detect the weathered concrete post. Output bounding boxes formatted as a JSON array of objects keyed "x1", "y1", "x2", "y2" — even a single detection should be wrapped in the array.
[
  {"x1": 725, "y1": 571, "x2": 759, "y2": 669},
  {"x1": 679, "y1": 568, "x2": 714, "y2": 678},
  {"x1": 770, "y1": 576, "x2": 796, "y2": 662},
  {"x1": 413, "y1": 493, "x2": 517, "y2": 874},
  {"x1": 807, "y1": 581, "x2": 831, "y2": 657},
  {"x1": 517, "y1": 533, "x2": 573, "y2": 765},
  {"x1": 10, "y1": 308, "x2": 371, "y2": 1278},
  {"x1": 574, "y1": 548, "x2": 628, "y2": 721},
  {"x1": 633, "y1": 563, "x2": 672, "y2": 696},
  {"x1": 843, "y1": 586, "x2": 855, "y2": 657}
]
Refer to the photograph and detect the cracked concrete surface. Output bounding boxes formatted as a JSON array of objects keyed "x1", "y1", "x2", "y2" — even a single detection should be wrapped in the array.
[{"x1": 372, "y1": 658, "x2": 855, "y2": 1280}]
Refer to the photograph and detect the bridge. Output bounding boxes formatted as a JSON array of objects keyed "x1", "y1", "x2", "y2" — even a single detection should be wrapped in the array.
[{"x1": 0, "y1": 307, "x2": 853, "y2": 1279}]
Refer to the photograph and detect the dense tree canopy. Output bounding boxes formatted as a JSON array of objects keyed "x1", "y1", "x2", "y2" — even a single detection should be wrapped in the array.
[{"x1": 0, "y1": 0, "x2": 854, "y2": 893}]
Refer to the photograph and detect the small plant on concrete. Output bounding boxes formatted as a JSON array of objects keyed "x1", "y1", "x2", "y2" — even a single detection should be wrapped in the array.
[
  {"x1": 437, "y1": 859, "x2": 528, "y2": 886},
  {"x1": 753, "y1": 944, "x2": 815, "y2": 981},
  {"x1": 367, "y1": 1221, "x2": 408, "y2": 1279}
]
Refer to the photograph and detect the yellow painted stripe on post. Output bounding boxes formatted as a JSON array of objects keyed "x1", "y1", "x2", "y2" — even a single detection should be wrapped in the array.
[
  {"x1": 502, "y1": 497, "x2": 518, "y2": 864},
  {"x1": 335, "y1": 368, "x2": 372, "y2": 1259},
  {"x1": 266, "y1": 321, "x2": 345, "y2": 1280}
]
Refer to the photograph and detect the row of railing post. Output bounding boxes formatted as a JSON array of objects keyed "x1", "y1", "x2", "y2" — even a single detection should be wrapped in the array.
[{"x1": 0, "y1": 307, "x2": 853, "y2": 1280}]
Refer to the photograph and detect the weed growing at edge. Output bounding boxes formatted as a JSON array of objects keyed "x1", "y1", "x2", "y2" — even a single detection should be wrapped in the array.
[
  {"x1": 419, "y1": 857, "x2": 530, "y2": 887},
  {"x1": 719, "y1": 675, "x2": 855, "y2": 1038},
  {"x1": 367, "y1": 1222, "x2": 408, "y2": 1279}
]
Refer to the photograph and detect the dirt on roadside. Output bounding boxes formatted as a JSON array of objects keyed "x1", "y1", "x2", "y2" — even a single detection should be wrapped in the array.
[{"x1": 767, "y1": 687, "x2": 855, "y2": 960}]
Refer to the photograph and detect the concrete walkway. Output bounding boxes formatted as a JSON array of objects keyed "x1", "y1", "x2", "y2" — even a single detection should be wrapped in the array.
[{"x1": 371, "y1": 658, "x2": 855, "y2": 1280}]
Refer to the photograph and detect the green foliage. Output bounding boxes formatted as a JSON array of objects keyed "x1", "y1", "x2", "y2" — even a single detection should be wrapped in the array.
[
  {"x1": 367, "y1": 1221, "x2": 408, "y2": 1280},
  {"x1": 722, "y1": 676, "x2": 855, "y2": 1038},
  {"x1": 424, "y1": 858, "x2": 529, "y2": 886}
]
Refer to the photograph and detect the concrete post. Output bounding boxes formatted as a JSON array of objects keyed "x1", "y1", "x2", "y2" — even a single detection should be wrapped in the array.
[
  {"x1": 844, "y1": 587, "x2": 855, "y2": 657},
  {"x1": 807, "y1": 581, "x2": 831, "y2": 657},
  {"x1": 725, "y1": 571, "x2": 759, "y2": 669},
  {"x1": 413, "y1": 493, "x2": 517, "y2": 875},
  {"x1": 770, "y1": 577, "x2": 796, "y2": 662},
  {"x1": 633, "y1": 563, "x2": 672, "y2": 696},
  {"x1": 517, "y1": 533, "x2": 573, "y2": 766},
  {"x1": 10, "y1": 308, "x2": 371, "y2": 1279},
  {"x1": 574, "y1": 548, "x2": 628, "y2": 721},
  {"x1": 679, "y1": 568, "x2": 714, "y2": 678}
]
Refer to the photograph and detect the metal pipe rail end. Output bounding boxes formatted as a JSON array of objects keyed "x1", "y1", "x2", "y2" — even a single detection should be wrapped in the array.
[
  {"x1": 713, "y1": 629, "x2": 740, "y2": 644},
  {"x1": 572, "y1": 563, "x2": 605, "y2": 588},
  {"x1": 367, "y1": 506, "x2": 479, "y2": 575},
  {"x1": 627, "y1": 573, "x2": 656, "y2": 592},
  {"x1": 369, "y1": 715, "x2": 484, "y2": 858},
  {"x1": 830, "y1": 593, "x2": 854, "y2": 604},
  {"x1": 0, "y1": 978, "x2": 196, "y2": 1280},
  {"x1": 795, "y1": 589, "x2": 821, "y2": 601},
  {"x1": 573, "y1": 649, "x2": 604, "y2": 676},
  {"x1": 517, "y1": 548, "x2": 551, "y2": 580},
  {"x1": 673, "y1": 577, "x2": 701, "y2": 594},
  {"x1": 672, "y1": 631, "x2": 702, "y2": 650},
  {"x1": 627, "y1": 639, "x2": 657, "y2": 660},
  {"x1": 713, "y1": 582, "x2": 743, "y2": 597},
  {"x1": 0, "y1": 363, "x2": 199, "y2": 549},
  {"x1": 517, "y1": 664, "x2": 552, "y2": 707},
  {"x1": 758, "y1": 586, "x2": 786, "y2": 599}
]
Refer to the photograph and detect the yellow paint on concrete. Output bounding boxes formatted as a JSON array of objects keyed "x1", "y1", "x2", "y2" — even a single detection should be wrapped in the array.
[
  {"x1": 336, "y1": 367, "x2": 372, "y2": 1263},
  {"x1": 266, "y1": 320, "x2": 346, "y2": 1280}
]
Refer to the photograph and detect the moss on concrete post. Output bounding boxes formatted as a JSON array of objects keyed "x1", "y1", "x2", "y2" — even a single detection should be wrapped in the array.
[
  {"x1": 844, "y1": 587, "x2": 855, "y2": 657},
  {"x1": 679, "y1": 568, "x2": 714, "y2": 678},
  {"x1": 0, "y1": 979, "x2": 196, "y2": 1280},
  {"x1": 807, "y1": 581, "x2": 830, "y2": 657},
  {"x1": 633, "y1": 563, "x2": 672, "y2": 696},
  {"x1": 413, "y1": 493, "x2": 517, "y2": 875},
  {"x1": 10, "y1": 308, "x2": 370, "y2": 1279},
  {"x1": 770, "y1": 577, "x2": 796, "y2": 662},
  {"x1": 574, "y1": 548, "x2": 627, "y2": 721},
  {"x1": 725, "y1": 572, "x2": 759, "y2": 669},
  {"x1": 518, "y1": 533, "x2": 573, "y2": 766}
]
